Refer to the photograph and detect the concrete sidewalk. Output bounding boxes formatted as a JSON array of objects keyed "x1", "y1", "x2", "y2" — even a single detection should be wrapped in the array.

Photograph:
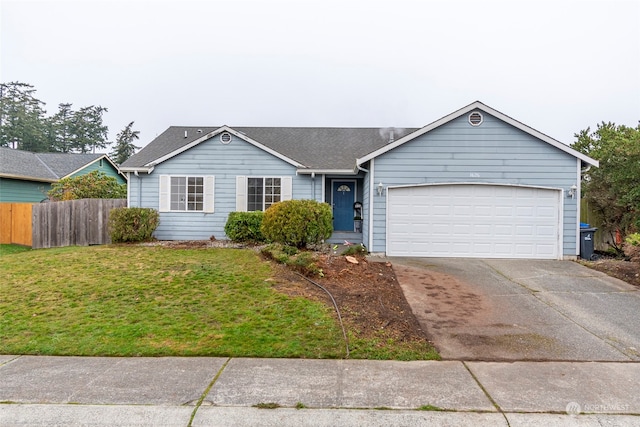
[{"x1": 1, "y1": 356, "x2": 639, "y2": 426}]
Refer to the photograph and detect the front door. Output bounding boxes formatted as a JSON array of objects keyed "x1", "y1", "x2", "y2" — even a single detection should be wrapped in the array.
[{"x1": 332, "y1": 180, "x2": 355, "y2": 231}]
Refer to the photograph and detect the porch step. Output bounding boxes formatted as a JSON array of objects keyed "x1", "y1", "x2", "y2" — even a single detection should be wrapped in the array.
[{"x1": 326, "y1": 232, "x2": 363, "y2": 245}]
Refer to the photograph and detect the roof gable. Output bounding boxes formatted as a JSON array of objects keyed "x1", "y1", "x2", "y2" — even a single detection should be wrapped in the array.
[
  {"x1": 0, "y1": 148, "x2": 120, "y2": 182},
  {"x1": 121, "y1": 126, "x2": 418, "y2": 172},
  {"x1": 357, "y1": 101, "x2": 599, "y2": 167}
]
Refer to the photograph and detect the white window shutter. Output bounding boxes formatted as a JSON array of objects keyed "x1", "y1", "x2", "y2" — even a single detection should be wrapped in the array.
[
  {"x1": 204, "y1": 176, "x2": 215, "y2": 213},
  {"x1": 236, "y1": 176, "x2": 247, "y2": 211},
  {"x1": 281, "y1": 176, "x2": 292, "y2": 201},
  {"x1": 159, "y1": 175, "x2": 170, "y2": 212}
]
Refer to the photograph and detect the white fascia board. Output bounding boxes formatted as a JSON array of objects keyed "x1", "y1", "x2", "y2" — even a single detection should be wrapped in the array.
[
  {"x1": 296, "y1": 168, "x2": 358, "y2": 175},
  {"x1": 357, "y1": 101, "x2": 599, "y2": 168},
  {"x1": 119, "y1": 166, "x2": 153, "y2": 174},
  {"x1": 63, "y1": 155, "x2": 128, "y2": 181},
  {"x1": 148, "y1": 126, "x2": 304, "y2": 169}
]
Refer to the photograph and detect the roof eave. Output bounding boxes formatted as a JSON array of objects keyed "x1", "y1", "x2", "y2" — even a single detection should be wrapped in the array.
[
  {"x1": 119, "y1": 166, "x2": 154, "y2": 174},
  {"x1": 0, "y1": 173, "x2": 56, "y2": 183},
  {"x1": 296, "y1": 168, "x2": 359, "y2": 175}
]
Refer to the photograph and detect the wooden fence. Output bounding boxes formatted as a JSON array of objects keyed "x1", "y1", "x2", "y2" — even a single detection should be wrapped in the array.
[
  {"x1": 580, "y1": 198, "x2": 612, "y2": 251},
  {"x1": 32, "y1": 199, "x2": 126, "y2": 249},
  {"x1": 0, "y1": 203, "x2": 33, "y2": 246}
]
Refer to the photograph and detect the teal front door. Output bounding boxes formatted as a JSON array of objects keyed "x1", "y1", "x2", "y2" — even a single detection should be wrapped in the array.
[{"x1": 332, "y1": 181, "x2": 355, "y2": 231}]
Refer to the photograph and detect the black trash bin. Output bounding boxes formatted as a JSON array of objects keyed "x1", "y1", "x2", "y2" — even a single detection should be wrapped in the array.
[{"x1": 580, "y1": 227, "x2": 598, "y2": 260}]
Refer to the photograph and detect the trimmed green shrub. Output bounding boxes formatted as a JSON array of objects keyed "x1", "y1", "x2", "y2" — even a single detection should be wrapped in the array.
[
  {"x1": 109, "y1": 207, "x2": 159, "y2": 243},
  {"x1": 261, "y1": 200, "x2": 333, "y2": 248},
  {"x1": 224, "y1": 211, "x2": 266, "y2": 242},
  {"x1": 261, "y1": 243, "x2": 323, "y2": 277}
]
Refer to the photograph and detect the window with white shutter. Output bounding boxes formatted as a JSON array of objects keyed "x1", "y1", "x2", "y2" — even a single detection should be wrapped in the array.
[
  {"x1": 159, "y1": 175, "x2": 214, "y2": 212},
  {"x1": 236, "y1": 176, "x2": 292, "y2": 211}
]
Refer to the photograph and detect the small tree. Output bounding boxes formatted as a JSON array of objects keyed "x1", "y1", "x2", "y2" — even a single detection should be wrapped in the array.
[
  {"x1": 572, "y1": 122, "x2": 640, "y2": 250},
  {"x1": 48, "y1": 170, "x2": 126, "y2": 201},
  {"x1": 110, "y1": 121, "x2": 140, "y2": 165}
]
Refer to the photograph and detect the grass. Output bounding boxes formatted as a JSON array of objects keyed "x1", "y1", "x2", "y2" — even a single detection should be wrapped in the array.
[
  {"x1": 0, "y1": 244, "x2": 31, "y2": 256},
  {"x1": 0, "y1": 245, "x2": 437, "y2": 359},
  {"x1": 417, "y1": 404, "x2": 445, "y2": 411}
]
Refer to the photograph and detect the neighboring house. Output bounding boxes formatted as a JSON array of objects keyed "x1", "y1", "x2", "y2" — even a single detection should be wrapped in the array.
[
  {"x1": 0, "y1": 148, "x2": 126, "y2": 203},
  {"x1": 120, "y1": 101, "x2": 598, "y2": 260}
]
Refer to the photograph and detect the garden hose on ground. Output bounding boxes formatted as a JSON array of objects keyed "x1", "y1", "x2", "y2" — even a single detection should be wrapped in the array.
[{"x1": 294, "y1": 272, "x2": 350, "y2": 358}]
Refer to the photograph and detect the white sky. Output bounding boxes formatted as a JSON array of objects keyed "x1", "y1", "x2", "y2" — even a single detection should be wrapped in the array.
[{"x1": 1, "y1": 0, "x2": 639, "y2": 150}]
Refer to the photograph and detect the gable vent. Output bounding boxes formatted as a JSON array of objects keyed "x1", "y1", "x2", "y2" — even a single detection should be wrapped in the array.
[
  {"x1": 220, "y1": 132, "x2": 232, "y2": 144},
  {"x1": 468, "y1": 111, "x2": 483, "y2": 126}
]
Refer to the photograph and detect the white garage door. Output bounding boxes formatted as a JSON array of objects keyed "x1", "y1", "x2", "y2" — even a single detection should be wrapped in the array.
[{"x1": 387, "y1": 184, "x2": 561, "y2": 259}]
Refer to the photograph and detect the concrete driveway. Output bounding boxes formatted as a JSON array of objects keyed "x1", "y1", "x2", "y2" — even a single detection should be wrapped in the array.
[{"x1": 389, "y1": 258, "x2": 640, "y2": 361}]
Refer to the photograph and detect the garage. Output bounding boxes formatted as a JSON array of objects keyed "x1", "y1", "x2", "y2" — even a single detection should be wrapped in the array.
[{"x1": 386, "y1": 184, "x2": 561, "y2": 259}]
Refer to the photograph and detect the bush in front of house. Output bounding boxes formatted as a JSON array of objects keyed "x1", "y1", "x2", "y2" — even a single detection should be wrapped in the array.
[
  {"x1": 224, "y1": 211, "x2": 266, "y2": 242},
  {"x1": 261, "y1": 199, "x2": 333, "y2": 248},
  {"x1": 109, "y1": 207, "x2": 159, "y2": 243},
  {"x1": 260, "y1": 243, "x2": 323, "y2": 276}
]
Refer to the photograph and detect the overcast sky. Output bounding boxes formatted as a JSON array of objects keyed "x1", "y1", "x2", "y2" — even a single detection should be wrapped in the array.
[{"x1": 2, "y1": 0, "x2": 639, "y2": 151}]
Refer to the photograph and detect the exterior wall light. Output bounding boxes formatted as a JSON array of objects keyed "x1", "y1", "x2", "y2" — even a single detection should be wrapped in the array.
[
  {"x1": 568, "y1": 184, "x2": 577, "y2": 199},
  {"x1": 377, "y1": 182, "x2": 384, "y2": 197}
]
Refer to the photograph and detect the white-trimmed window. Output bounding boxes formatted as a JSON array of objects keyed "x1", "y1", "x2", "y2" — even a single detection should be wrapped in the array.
[
  {"x1": 159, "y1": 175, "x2": 214, "y2": 212},
  {"x1": 236, "y1": 176, "x2": 292, "y2": 211}
]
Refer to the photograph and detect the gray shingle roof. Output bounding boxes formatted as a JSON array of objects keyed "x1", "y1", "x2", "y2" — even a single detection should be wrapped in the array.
[
  {"x1": 0, "y1": 147, "x2": 105, "y2": 181},
  {"x1": 121, "y1": 126, "x2": 419, "y2": 170}
]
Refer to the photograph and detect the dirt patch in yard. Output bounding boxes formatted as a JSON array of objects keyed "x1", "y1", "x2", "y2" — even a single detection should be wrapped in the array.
[
  {"x1": 581, "y1": 258, "x2": 640, "y2": 288},
  {"x1": 270, "y1": 253, "x2": 433, "y2": 350}
]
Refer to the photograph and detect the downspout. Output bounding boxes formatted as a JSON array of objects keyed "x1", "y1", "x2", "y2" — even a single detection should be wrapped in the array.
[
  {"x1": 368, "y1": 159, "x2": 375, "y2": 251},
  {"x1": 357, "y1": 162, "x2": 372, "y2": 250},
  {"x1": 311, "y1": 172, "x2": 316, "y2": 201},
  {"x1": 576, "y1": 158, "x2": 582, "y2": 258},
  {"x1": 135, "y1": 170, "x2": 141, "y2": 208}
]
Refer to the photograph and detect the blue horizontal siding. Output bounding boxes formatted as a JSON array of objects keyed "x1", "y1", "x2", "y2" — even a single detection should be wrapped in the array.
[
  {"x1": 134, "y1": 134, "x2": 313, "y2": 240},
  {"x1": 372, "y1": 112, "x2": 579, "y2": 257}
]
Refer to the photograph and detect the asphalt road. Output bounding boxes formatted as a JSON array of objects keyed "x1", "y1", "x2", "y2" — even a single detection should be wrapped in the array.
[{"x1": 390, "y1": 258, "x2": 640, "y2": 361}]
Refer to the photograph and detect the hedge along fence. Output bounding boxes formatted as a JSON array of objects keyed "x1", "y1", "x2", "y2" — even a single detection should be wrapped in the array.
[{"x1": 32, "y1": 199, "x2": 126, "y2": 249}]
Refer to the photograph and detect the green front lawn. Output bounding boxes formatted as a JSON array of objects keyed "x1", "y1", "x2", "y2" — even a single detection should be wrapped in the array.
[
  {"x1": 0, "y1": 245, "x2": 437, "y2": 360},
  {"x1": 0, "y1": 244, "x2": 31, "y2": 256}
]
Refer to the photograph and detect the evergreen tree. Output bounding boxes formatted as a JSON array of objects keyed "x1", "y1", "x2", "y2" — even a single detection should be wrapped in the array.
[
  {"x1": 71, "y1": 105, "x2": 109, "y2": 153},
  {"x1": 0, "y1": 82, "x2": 47, "y2": 151},
  {"x1": 110, "y1": 121, "x2": 140, "y2": 164},
  {"x1": 0, "y1": 81, "x2": 110, "y2": 153},
  {"x1": 47, "y1": 103, "x2": 75, "y2": 152}
]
